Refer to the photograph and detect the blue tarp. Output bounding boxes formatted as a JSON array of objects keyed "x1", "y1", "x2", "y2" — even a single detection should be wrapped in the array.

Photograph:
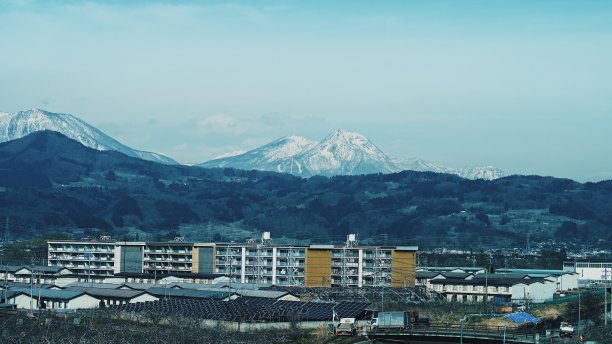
[
  {"x1": 504, "y1": 312, "x2": 540, "y2": 324},
  {"x1": 485, "y1": 312, "x2": 540, "y2": 324}
]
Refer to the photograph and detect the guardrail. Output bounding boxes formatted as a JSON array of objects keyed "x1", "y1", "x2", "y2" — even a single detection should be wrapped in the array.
[{"x1": 368, "y1": 323, "x2": 538, "y2": 343}]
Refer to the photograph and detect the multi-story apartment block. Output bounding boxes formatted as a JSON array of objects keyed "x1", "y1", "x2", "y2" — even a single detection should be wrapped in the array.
[
  {"x1": 305, "y1": 236, "x2": 416, "y2": 288},
  {"x1": 48, "y1": 233, "x2": 417, "y2": 287},
  {"x1": 48, "y1": 239, "x2": 116, "y2": 277}
]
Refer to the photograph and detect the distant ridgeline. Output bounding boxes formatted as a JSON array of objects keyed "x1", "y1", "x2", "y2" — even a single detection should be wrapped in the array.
[{"x1": 1, "y1": 131, "x2": 611, "y2": 248}]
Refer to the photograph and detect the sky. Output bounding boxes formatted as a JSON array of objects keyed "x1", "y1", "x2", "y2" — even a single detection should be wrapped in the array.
[{"x1": 1, "y1": 0, "x2": 611, "y2": 181}]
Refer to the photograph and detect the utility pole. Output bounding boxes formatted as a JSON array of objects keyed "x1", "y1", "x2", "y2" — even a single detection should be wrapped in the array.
[
  {"x1": 578, "y1": 291, "x2": 581, "y2": 341},
  {"x1": 2, "y1": 266, "x2": 7, "y2": 304},
  {"x1": 30, "y1": 259, "x2": 34, "y2": 312},
  {"x1": 1, "y1": 217, "x2": 8, "y2": 266},
  {"x1": 228, "y1": 258, "x2": 233, "y2": 300},
  {"x1": 37, "y1": 270, "x2": 42, "y2": 313},
  {"x1": 485, "y1": 268, "x2": 489, "y2": 302},
  {"x1": 605, "y1": 268, "x2": 608, "y2": 326}
]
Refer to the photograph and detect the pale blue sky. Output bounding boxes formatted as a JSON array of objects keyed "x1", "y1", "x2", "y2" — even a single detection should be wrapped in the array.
[{"x1": 1, "y1": 0, "x2": 611, "y2": 181}]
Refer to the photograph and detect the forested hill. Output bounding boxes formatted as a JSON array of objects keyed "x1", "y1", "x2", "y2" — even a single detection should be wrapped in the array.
[{"x1": 1, "y1": 131, "x2": 611, "y2": 248}]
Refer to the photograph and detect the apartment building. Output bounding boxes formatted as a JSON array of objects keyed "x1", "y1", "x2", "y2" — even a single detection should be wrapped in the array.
[
  {"x1": 48, "y1": 233, "x2": 417, "y2": 287},
  {"x1": 48, "y1": 239, "x2": 116, "y2": 277},
  {"x1": 563, "y1": 261, "x2": 612, "y2": 288}
]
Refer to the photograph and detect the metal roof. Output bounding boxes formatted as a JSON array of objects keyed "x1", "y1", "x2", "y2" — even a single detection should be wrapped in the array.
[
  {"x1": 416, "y1": 271, "x2": 440, "y2": 278},
  {"x1": 65, "y1": 282, "x2": 123, "y2": 289},
  {"x1": 418, "y1": 267, "x2": 486, "y2": 272},
  {"x1": 114, "y1": 272, "x2": 226, "y2": 279},
  {"x1": 188, "y1": 287, "x2": 292, "y2": 299},
  {"x1": 434, "y1": 272, "x2": 474, "y2": 279},
  {"x1": 8, "y1": 282, "x2": 57, "y2": 289},
  {"x1": 0, "y1": 265, "x2": 29, "y2": 273},
  {"x1": 64, "y1": 287, "x2": 152, "y2": 299},
  {"x1": 495, "y1": 269, "x2": 576, "y2": 276},
  {"x1": 146, "y1": 287, "x2": 231, "y2": 300},
  {"x1": 8, "y1": 287, "x2": 88, "y2": 300},
  {"x1": 430, "y1": 276, "x2": 548, "y2": 287}
]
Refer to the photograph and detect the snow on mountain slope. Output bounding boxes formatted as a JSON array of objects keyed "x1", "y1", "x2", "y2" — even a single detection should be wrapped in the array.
[
  {"x1": 212, "y1": 150, "x2": 247, "y2": 160},
  {"x1": 199, "y1": 135, "x2": 316, "y2": 170},
  {"x1": 458, "y1": 166, "x2": 507, "y2": 180},
  {"x1": 0, "y1": 108, "x2": 177, "y2": 164},
  {"x1": 200, "y1": 129, "x2": 507, "y2": 180},
  {"x1": 274, "y1": 130, "x2": 399, "y2": 176}
]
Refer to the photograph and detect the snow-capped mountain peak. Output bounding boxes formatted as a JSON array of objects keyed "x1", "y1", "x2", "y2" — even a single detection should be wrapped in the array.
[
  {"x1": 199, "y1": 135, "x2": 316, "y2": 170},
  {"x1": 200, "y1": 129, "x2": 507, "y2": 180},
  {"x1": 261, "y1": 135, "x2": 316, "y2": 161},
  {"x1": 0, "y1": 108, "x2": 177, "y2": 164},
  {"x1": 279, "y1": 130, "x2": 397, "y2": 176}
]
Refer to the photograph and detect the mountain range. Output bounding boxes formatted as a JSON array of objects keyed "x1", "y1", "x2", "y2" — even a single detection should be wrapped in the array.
[
  {"x1": 1, "y1": 108, "x2": 505, "y2": 179},
  {"x1": 0, "y1": 108, "x2": 177, "y2": 164},
  {"x1": 1, "y1": 131, "x2": 611, "y2": 249},
  {"x1": 200, "y1": 130, "x2": 507, "y2": 180}
]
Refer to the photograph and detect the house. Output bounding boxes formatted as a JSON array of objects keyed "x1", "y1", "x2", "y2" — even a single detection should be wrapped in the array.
[
  {"x1": 2, "y1": 265, "x2": 75, "y2": 284},
  {"x1": 0, "y1": 265, "x2": 32, "y2": 282},
  {"x1": 6, "y1": 288, "x2": 100, "y2": 310},
  {"x1": 64, "y1": 286, "x2": 159, "y2": 306},
  {"x1": 416, "y1": 271, "x2": 474, "y2": 290},
  {"x1": 495, "y1": 269, "x2": 578, "y2": 292},
  {"x1": 430, "y1": 274, "x2": 557, "y2": 303}
]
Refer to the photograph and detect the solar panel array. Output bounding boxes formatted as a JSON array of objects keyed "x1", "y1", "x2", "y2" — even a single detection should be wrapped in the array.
[
  {"x1": 262, "y1": 285, "x2": 441, "y2": 303},
  {"x1": 109, "y1": 298, "x2": 369, "y2": 322}
]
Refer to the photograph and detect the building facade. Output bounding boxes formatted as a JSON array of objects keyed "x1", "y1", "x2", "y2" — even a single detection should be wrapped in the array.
[
  {"x1": 563, "y1": 261, "x2": 612, "y2": 288},
  {"x1": 48, "y1": 240, "x2": 116, "y2": 277},
  {"x1": 48, "y1": 234, "x2": 417, "y2": 287}
]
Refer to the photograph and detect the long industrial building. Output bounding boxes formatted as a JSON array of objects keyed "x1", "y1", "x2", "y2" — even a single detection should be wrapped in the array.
[{"x1": 47, "y1": 233, "x2": 417, "y2": 287}]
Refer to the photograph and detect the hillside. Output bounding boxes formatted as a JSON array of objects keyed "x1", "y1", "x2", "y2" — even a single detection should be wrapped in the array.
[{"x1": 1, "y1": 131, "x2": 611, "y2": 248}]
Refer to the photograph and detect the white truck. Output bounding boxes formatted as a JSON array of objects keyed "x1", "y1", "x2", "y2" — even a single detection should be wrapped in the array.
[
  {"x1": 335, "y1": 318, "x2": 356, "y2": 336},
  {"x1": 559, "y1": 322, "x2": 574, "y2": 337}
]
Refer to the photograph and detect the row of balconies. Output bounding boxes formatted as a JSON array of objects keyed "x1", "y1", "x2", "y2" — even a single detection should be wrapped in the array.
[
  {"x1": 363, "y1": 254, "x2": 391, "y2": 259},
  {"x1": 436, "y1": 285, "x2": 511, "y2": 293},
  {"x1": 331, "y1": 261, "x2": 360, "y2": 267},
  {"x1": 276, "y1": 252, "x2": 306, "y2": 257},
  {"x1": 144, "y1": 250, "x2": 191, "y2": 254},
  {"x1": 64, "y1": 265, "x2": 113, "y2": 270},
  {"x1": 144, "y1": 257, "x2": 192, "y2": 262},
  {"x1": 49, "y1": 247, "x2": 114, "y2": 253},
  {"x1": 49, "y1": 255, "x2": 113, "y2": 261},
  {"x1": 332, "y1": 253, "x2": 359, "y2": 258},
  {"x1": 215, "y1": 260, "x2": 305, "y2": 267},
  {"x1": 145, "y1": 265, "x2": 191, "y2": 270},
  {"x1": 275, "y1": 261, "x2": 305, "y2": 267},
  {"x1": 216, "y1": 249, "x2": 243, "y2": 255},
  {"x1": 245, "y1": 251, "x2": 274, "y2": 256}
]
